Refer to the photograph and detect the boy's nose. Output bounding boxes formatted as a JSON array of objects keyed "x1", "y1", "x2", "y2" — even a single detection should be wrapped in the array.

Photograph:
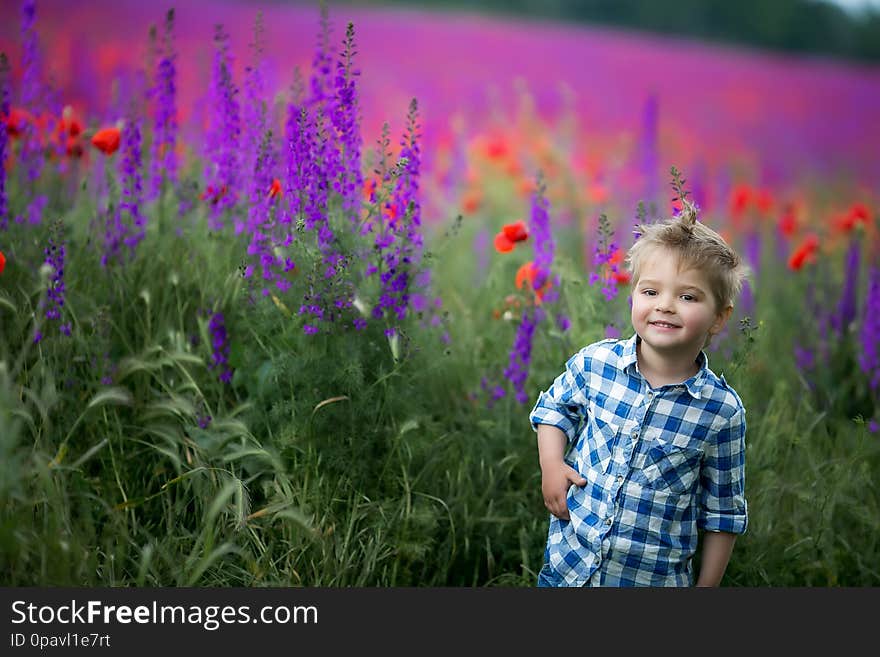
[{"x1": 655, "y1": 297, "x2": 674, "y2": 312}]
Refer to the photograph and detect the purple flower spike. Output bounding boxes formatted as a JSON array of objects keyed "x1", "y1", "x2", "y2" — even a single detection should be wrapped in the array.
[
  {"x1": 858, "y1": 265, "x2": 880, "y2": 391},
  {"x1": 0, "y1": 54, "x2": 9, "y2": 230},
  {"x1": 208, "y1": 311, "x2": 233, "y2": 384},
  {"x1": 149, "y1": 9, "x2": 178, "y2": 200}
]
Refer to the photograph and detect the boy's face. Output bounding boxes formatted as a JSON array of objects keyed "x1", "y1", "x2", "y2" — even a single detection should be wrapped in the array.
[{"x1": 630, "y1": 247, "x2": 732, "y2": 360}]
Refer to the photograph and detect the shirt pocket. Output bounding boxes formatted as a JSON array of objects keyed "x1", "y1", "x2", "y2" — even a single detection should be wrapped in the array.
[
  {"x1": 581, "y1": 414, "x2": 618, "y2": 474},
  {"x1": 636, "y1": 441, "x2": 702, "y2": 495}
]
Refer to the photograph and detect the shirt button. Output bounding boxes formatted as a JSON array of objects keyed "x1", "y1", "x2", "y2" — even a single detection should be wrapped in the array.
[
  {"x1": 605, "y1": 517, "x2": 613, "y2": 526},
  {"x1": 616, "y1": 475, "x2": 623, "y2": 484},
  {"x1": 631, "y1": 428, "x2": 639, "y2": 438}
]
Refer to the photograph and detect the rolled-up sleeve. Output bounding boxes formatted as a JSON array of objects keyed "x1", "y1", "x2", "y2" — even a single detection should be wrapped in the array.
[
  {"x1": 529, "y1": 349, "x2": 589, "y2": 444},
  {"x1": 698, "y1": 405, "x2": 748, "y2": 534}
]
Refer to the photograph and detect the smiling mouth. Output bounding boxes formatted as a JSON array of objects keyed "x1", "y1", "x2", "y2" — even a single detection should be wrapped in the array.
[{"x1": 649, "y1": 321, "x2": 681, "y2": 328}]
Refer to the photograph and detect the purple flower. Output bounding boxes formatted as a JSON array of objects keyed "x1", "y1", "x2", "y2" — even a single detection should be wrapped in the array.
[
  {"x1": 503, "y1": 309, "x2": 537, "y2": 404},
  {"x1": 530, "y1": 175, "x2": 554, "y2": 295},
  {"x1": 858, "y1": 265, "x2": 880, "y2": 391},
  {"x1": 284, "y1": 104, "x2": 310, "y2": 226},
  {"x1": 208, "y1": 311, "x2": 233, "y2": 384},
  {"x1": 100, "y1": 116, "x2": 145, "y2": 270},
  {"x1": 557, "y1": 314, "x2": 571, "y2": 332},
  {"x1": 308, "y1": 2, "x2": 334, "y2": 113},
  {"x1": 243, "y1": 130, "x2": 287, "y2": 298},
  {"x1": 372, "y1": 100, "x2": 424, "y2": 329},
  {"x1": 332, "y1": 22, "x2": 364, "y2": 224},
  {"x1": 15, "y1": 0, "x2": 46, "y2": 227},
  {"x1": 241, "y1": 11, "x2": 267, "y2": 212},
  {"x1": 833, "y1": 236, "x2": 860, "y2": 337},
  {"x1": 120, "y1": 112, "x2": 145, "y2": 254},
  {"x1": 149, "y1": 10, "x2": 178, "y2": 200},
  {"x1": 42, "y1": 222, "x2": 68, "y2": 336},
  {"x1": 204, "y1": 24, "x2": 241, "y2": 230},
  {"x1": 588, "y1": 214, "x2": 625, "y2": 301},
  {"x1": 794, "y1": 345, "x2": 815, "y2": 372},
  {"x1": 0, "y1": 53, "x2": 8, "y2": 230}
]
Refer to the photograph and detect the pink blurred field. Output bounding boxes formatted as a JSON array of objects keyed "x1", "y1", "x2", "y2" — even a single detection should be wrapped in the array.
[{"x1": 2, "y1": 0, "x2": 879, "y2": 200}]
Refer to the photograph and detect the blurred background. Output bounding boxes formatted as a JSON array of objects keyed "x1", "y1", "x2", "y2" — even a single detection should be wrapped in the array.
[
  {"x1": 341, "y1": 0, "x2": 880, "y2": 63},
  {"x1": 2, "y1": 0, "x2": 878, "y2": 206}
]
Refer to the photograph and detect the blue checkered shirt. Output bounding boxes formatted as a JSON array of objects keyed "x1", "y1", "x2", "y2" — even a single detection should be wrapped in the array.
[{"x1": 530, "y1": 333, "x2": 748, "y2": 587}]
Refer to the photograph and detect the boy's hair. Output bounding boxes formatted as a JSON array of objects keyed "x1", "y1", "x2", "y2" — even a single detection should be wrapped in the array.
[{"x1": 625, "y1": 203, "x2": 750, "y2": 311}]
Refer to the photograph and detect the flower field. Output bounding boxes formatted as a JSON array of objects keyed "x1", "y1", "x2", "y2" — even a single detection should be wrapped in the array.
[{"x1": 1, "y1": 0, "x2": 879, "y2": 586}]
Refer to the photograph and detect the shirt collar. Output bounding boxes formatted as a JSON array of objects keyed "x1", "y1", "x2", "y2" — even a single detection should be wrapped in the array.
[{"x1": 620, "y1": 333, "x2": 709, "y2": 399}]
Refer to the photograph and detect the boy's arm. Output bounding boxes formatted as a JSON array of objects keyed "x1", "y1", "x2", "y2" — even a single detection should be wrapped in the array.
[
  {"x1": 697, "y1": 406, "x2": 748, "y2": 535},
  {"x1": 530, "y1": 348, "x2": 593, "y2": 520},
  {"x1": 695, "y1": 531, "x2": 737, "y2": 587},
  {"x1": 537, "y1": 424, "x2": 586, "y2": 520}
]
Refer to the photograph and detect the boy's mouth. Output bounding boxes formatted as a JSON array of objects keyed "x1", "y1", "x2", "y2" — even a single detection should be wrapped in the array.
[{"x1": 649, "y1": 320, "x2": 681, "y2": 329}]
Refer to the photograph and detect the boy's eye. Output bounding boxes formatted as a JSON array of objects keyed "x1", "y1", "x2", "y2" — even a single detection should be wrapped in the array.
[
  {"x1": 642, "y1": 289, "x2": 657, "y2": 296},
  {"x1": 680, "y1": 294, "x2": 695, "y2": 302}
]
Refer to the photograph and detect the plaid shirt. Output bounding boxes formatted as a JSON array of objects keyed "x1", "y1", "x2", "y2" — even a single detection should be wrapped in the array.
[{"x1": 530, "y1": 334, "x2": 748, "y2": 587}]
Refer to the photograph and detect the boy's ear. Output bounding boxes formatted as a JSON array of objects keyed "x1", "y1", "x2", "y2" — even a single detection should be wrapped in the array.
[{"x1": 710, "y1": 304, "x2": 734, "y2": 335}]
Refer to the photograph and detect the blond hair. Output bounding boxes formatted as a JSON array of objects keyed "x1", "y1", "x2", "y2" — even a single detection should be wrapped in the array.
[{"x1": 625, "y1": 203, "x2": 750, "y2": 311}]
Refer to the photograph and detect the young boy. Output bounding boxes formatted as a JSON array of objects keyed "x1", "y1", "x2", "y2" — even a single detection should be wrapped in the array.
[{"x1": 530, "y1": 204, "x2": 750, "y2": 587}]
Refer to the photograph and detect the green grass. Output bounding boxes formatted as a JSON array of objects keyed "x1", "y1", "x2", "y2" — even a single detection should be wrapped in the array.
[{"x1": 1, "y1": 156, "x2": 878, "y2": 588}]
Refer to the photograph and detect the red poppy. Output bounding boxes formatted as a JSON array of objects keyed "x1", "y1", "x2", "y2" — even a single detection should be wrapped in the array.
[
  {"x1": 91, "y1": 127, "x2": 120, "y2": 155},
  {"x1": 4, "y1": 107, "x2": 32, "y2": 137},
  {"x1": 494, "y1": 232, "x2": 515, "y2": 253},
  {"x1": 849, "y1": 202, "x2": 870, "y2": 223},
  {"x1": 502, "y1": 220, "x2": 529, "y2": 243},
  {"x1": 788, "y1": 234, "x2": 819, "y2": 271},
  {"x1": 0, "y1": 250, "x2": 6, "y2": 276},
  {"x1": 268, "y1": 178, "x2": 283, "y2": 199},
  {"x1": 494, "y1": 220, "x2": 529, "y2": 253},
  {"x1": 730, "y1": 184, "x2": 751, "y2": 216},
  {"x1": 485, "y1": 136, "x2": 510, "y2": 161},
  {"x1": 832, "y1": 203, "x2": 871, "y2": 234}
]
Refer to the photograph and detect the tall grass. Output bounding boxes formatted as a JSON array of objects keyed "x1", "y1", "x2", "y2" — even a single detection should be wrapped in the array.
[{"x1": 2, "y1": 170, "x2": 878, "y2": 587}]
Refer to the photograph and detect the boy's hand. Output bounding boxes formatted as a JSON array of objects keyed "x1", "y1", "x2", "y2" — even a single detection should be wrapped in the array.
[{"x1": 541, "y1": 461, "x2": 587, "y2": 520}]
